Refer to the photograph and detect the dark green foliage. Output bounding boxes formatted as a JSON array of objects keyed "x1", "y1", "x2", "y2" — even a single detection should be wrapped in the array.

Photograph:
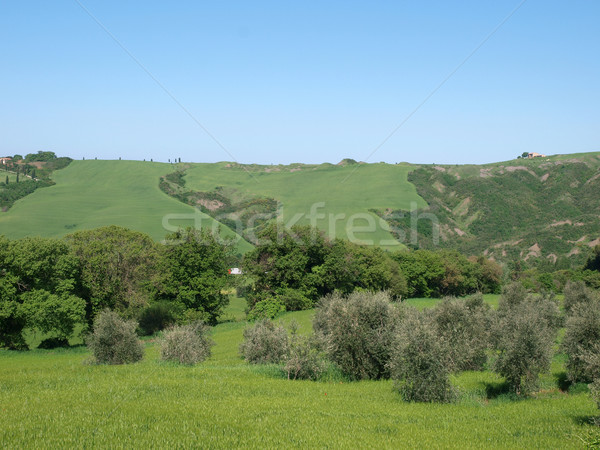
[
  {"x1": 244, "y1": 224, "x2": 329, "y2": 307},
  {"x1": 239, "y1": 319, "x2": 289, "y2": 364},
  {"x1": 0, "y1": 236, "x2": 85, "y2": 349},
  {"x1": 493, "y1": 296, "x2": 558, "y2": 395},
  {"x1": 87, "y1": 310, "x2": 144, "y2": 364},
  {"x1": 431, "y1": 294, "x2": 492, "y2": 372},
  {"x1": 161, "y1": 228, "x2": 233, "y2": 325},
  {"x1": 0, "y1": 179, "x2": 51, "y2": 210},
  {"x1": 165, "y1": 170, "x2": 186, "y2": 187},
  {"x1": 313, "y1": 291, "x2": 401, "y2": 380},
  {"x1": 137, "y1": 301, "x2": 179, "y2": 336},
  {"x1": 244, "y1": 224, "x2": 407, "y2": 313},
  {"x1": 562, "y1": 299, "x2": 600, "y2": 383},
  {"x1": 392, "y1": 249, "x2": 501, "y2": 298},
  {"x1": 389, "y1": 308, "x2": 456, "y2": 403},
  {"x1": 585, "y1": 245, "x2": 600, "y2": 272},
  {"x1": 159, "y1": 322, "x2": 214, "y2": 365},
  {"x1": 19, "y1": 290, "x2": 85, "y2": 340},
  {"x1": 246, "y1": 297, "x2": 286, "y2": 321},
  {"x1": 277, "y1": 288, "x2": 312, "y2": 311},
  {"x1": 66, "y1": 226, "x2": 162, "y2": 320}
]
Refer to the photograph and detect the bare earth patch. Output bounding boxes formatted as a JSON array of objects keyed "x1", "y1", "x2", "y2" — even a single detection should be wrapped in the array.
[{"x1": 197, "y1": 199, "x2": 224, "y2": 211}]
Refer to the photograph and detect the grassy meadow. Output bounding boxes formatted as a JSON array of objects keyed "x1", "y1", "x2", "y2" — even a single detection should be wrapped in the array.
[
  {"x1": 1, "y1": 296, "x2": 598, "y2": 448},
  {"x1": 184, "y1": 162, "x2": 426, "y2": 250},
  {"x1": 0, "y1": 160, "x2": 253, "y2": 253},
  {"x1": 0, "y1": 159, "x2": 427, "y2": 251}
]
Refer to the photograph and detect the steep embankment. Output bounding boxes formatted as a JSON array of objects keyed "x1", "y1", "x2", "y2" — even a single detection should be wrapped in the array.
[{"x1": 379, "y1": 152, "x2": 600, "y2": 268}]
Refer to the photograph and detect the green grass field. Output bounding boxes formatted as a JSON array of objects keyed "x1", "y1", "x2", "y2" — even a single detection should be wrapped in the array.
[
  {"x1": 2, "y1": 296, "x2": 598, "y2": 448},
  {"x1": 181, "y1": 162, "x2": 426, "y2": 250},
  {"x1": 0, "y1": 160, "x2": 253, "y2": 253},
  {"x1": 0, "y1": 159, "x2": 427, "y2": 251}
]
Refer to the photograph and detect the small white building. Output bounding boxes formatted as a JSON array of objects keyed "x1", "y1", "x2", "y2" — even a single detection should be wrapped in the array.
[{"x1": 228, "y1": 268, "x2": 242, "y2": 275}]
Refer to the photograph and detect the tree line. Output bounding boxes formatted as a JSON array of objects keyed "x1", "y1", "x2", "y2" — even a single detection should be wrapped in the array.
[{"x1": 0, "y1": 226, "x2": 233, "y2": 349}]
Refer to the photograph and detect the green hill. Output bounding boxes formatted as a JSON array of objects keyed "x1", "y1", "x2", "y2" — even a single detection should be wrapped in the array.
[
  {"x1": 0, "y1": 159, "x2": 426, "y2": 252},
  {"x1": 0, "y1": 160, "x2": 253, "y2": 253},
  {"x1": 383, "y1": 152, "x2": 600, "y2": 268},
  {"x1": 1, "y1": 153, "x2": 599, "y2": 267},
  {"x1": 181, "y1": 161, "x2": 425, "y2": 250}
]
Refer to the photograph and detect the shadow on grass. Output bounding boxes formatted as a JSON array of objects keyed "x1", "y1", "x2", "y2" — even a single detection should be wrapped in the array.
[
  {"x1": 556, "y1": 371, "x2": 572, "y2": 392},
  {"x1": 573, "y1": 414, "x2": 599, "y2": 426},
  {"x1": 484, "y1": 381, "x2": 519, "y2": 401}
]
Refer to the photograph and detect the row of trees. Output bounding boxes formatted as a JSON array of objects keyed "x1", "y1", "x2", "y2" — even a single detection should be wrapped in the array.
[
  {"x1": 242, "y1": 224, "x2": 502, "y2": 318},
  {"x1": 0, "y1": 226, "x2": 233, "y2": 349},
  {"x1": 241, "y1": 281, "x2": 600, "y2": 403}
]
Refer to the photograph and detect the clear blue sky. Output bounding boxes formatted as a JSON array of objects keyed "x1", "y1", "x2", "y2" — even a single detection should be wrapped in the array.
[{"x1": 1, "y1": 1, "x2": 598, "y2": 165}]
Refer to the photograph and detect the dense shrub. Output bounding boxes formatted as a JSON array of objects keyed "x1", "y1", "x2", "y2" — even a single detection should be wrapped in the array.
[
  {"x1": 239, "y1": 319, "x2": 289, "y2": 364},
  {"x1": 563, "y1": 280, "x2": 597, "y2": 316},
  {"x1": 138, "y1": 302, "x2": 179, "y2": 336},
  {"x1": 562, "y1": 299, "x2": 600, "y2": 383},
  {"x1": 580, "y1": 344, "x2": 600, "y2": 413},
  {"x1": 277, "y1": 288, "x2": 313, "y2": 311},
  {"x1": 497, "y1": 282, "x2": 528, "y2": 312},
  {"x1": 284, "y1": 321, "x2": 328, "y2": 380},
  {"x1": 159, "y1": 323, "x2": 214, "y2": 365},
  {"x1": 313, "y1": 291, "x2": 401, "y2": 380},
  {"x1": 243, "y1": 225, "x2": 408, "y2": 312},
  {"x1": 389, "y1": 308, "x2": 455, "y2": 403},
  {"x1": 493, "y1": 297, "x2": 558, "y2": 395},
  {"x1": 246, "y1": 297, "x2": 286, "y2": 321},
  {"x1": 431, "y1": 294, "x2": 492, "y2": 372},
  {"x1": 87, "y1": 310, "x2": 144, "y2": 364},
  {"x1": 160, "y1": 228, "x2": 234, "y2": 325}
]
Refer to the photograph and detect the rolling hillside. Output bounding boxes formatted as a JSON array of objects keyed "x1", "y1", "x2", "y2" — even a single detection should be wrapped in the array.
[
  {"x1": 1, "y1": 153, "x2": 599, "y2": 267},
  {"x1": 0, "y1": 159, "x2": 426, "y2": 252},
  {"x1": 0, "y1": 160, "x2": 253, "y2": 253}
]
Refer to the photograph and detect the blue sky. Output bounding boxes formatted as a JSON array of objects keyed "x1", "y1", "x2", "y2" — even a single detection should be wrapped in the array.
[{"x1": 1, "y1": 1, "x2": 598, "y2": 165}]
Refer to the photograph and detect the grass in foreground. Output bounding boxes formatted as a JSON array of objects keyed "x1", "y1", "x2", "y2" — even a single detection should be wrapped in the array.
[{"x1": 1, "y1": 300, "x2": 599, "y2": 448}]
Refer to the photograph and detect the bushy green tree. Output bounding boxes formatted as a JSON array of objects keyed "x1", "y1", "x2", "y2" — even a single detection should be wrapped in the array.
[
  {"x1": 497, "y1": 282, "x2": 528, "y2": 312},
  {"x1": 314, "y1": 291, "x2": 401, "y2": 380},
  {"x1": 431, "y1": 294, "x2": 492, "y2": 372},
  {"x1": 493, "y1": 297, "x2": 558, "y2": 395},
  {"x1": 243, "y1": 224, "x2": 330, "y2": 308},
  {"x1": 563, "y1": 280, "x2": 597, "y2": 316},
  {"x1": 243, "y1": 224, "x2": 407, "y2": 316},
  {"x1": 19, "y1": 290, "x2": 85, "y2": 340},
  {"x1": 159, "y1": 322, "x2": 214, "y2": 365},
  {"x1": 66, "y1": 226, "x2": 161, "y2": 320},
  {"x1": 389, "y1": 308, "x2": 455, "y2": 403},
  {"x1": 393, "y1": 249, "x2": 499, "y2": 298},
  {"x1": 284, "y1": 321, "x2": 328, "y2": 380},
  {"x1": 239, "y1": 319, "x2": 289, "y2": 364},
  {"x1": 0, "y1": 236, "x2": 85, "y2": 349},
  {"x1": 87, "y1": 310, "x2": 144, "y2": 364},
  {"x1": 562, "y1": 299, "x2": 600, "y2": 383},
  {"x1": 161, "y1": 228, "x2": 233, "y2": 325}
]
